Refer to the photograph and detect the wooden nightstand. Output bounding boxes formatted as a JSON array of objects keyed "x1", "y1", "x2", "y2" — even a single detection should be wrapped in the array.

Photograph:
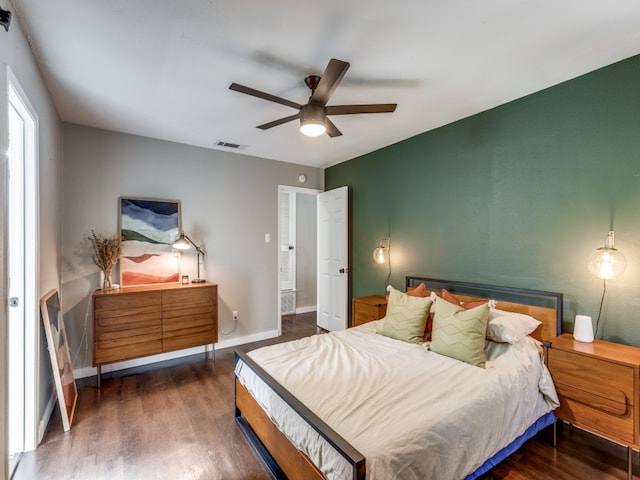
[
  {"x1": 352, "y1": 295, "x2": 387, "y2": 327},
  {"x1": 547, "y1": 334, "x2": 640, "y2": 480}
]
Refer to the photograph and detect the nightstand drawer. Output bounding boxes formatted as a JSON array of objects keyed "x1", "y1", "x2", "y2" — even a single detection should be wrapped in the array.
[
  {"x1": 549, "y1": 348, "x2": 634, "y2": 405},
  {"x1": 356, "y1": 302, "x2": 383, "y2": 319},
  {"x1": 353, "y1": 311, "x2": 378, "y2": 326},
  {"x1": 555, "y1": 392, "x2": 634, "y2": 444}
]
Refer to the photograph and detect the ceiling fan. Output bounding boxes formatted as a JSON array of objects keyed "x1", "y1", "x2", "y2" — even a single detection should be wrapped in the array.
[{"x1": 229, "y1": 58, "x2": 397, "y2": 138}]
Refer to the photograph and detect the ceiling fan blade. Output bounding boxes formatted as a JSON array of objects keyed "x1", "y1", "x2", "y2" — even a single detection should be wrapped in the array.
[
  {"x1": 326, "y1": 104, "x2": 397, "y2": 115},
  {"x1": 310, "y1": 59, "x2": 350, "y2": 106},
  {"x1": 257, "y1": 113, "x2": 300, "y2": 130},
  {"x1": 325, "y1": 118, "x2": 342, "y2": 138},
  {"x1": 229, "y1": 83, "x2": 302, "y2": 110}
]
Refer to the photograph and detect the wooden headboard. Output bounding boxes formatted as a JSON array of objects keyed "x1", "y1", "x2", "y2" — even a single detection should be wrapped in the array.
[{"x1": 405, "y1": 277, "x2": 563, "y2": 342}]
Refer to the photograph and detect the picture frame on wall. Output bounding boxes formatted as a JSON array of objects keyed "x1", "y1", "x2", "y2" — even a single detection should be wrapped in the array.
[
  {"x1": 41, "y1": 289, "x2": 78, "y2": 432},
  {"x1": 119, "y1": 196, "x2": 182, "y2": 286}
]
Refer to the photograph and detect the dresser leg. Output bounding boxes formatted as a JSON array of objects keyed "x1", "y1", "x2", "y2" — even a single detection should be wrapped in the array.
[
  {"x1": 205, "y1": 344, "x2": 216, "y2": 363},
  {"x1": 628, "y1": 447, "x2": 633, "y2": 480},
  {"x1": 553, "y1": 419, "x2": 557, "y2": 448},
  {"x1": 97, "y1": 366, "x2": 101, "y2": 389}
]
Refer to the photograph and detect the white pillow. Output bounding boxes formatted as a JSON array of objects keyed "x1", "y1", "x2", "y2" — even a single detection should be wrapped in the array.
[{"x1": 486, "y1": 309, "x2": 541, "y2": 344}]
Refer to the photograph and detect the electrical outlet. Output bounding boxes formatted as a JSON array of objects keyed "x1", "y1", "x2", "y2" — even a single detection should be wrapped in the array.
[{"x1": 233, "y1": 310, "x2": 239, "y2": 321}]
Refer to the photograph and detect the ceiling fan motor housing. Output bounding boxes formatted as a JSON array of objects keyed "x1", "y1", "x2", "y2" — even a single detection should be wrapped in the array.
[{"x1": 300, "y1": 104, "x2": 327, "y2": 136}]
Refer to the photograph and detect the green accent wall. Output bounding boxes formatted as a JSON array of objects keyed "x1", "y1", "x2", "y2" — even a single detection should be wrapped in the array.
[{"x1": 326, "y1": 54, "x2": 640, "y2": 346}]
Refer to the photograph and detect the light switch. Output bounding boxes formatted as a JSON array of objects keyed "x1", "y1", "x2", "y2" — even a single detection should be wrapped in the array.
[{"x1": 265, "y1": 233, "x2": 271, "y2": 243}]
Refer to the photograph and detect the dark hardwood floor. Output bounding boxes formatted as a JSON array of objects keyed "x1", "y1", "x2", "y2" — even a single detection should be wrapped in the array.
[{"x1": 14, "y1": 313, "x2": 636, "y2": 479}]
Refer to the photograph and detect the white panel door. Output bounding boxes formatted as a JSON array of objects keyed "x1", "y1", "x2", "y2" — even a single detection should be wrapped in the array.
[
  {"x1": 8, "y1": 94, "x2": 26, "y2": 471},
  {"x1": 317, "y1": 186, "x2": 348, "y2": 331}
]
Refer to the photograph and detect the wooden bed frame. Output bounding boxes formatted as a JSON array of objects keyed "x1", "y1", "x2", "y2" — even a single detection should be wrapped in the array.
[{"x1": 234, "y1": 277, "x2": 563, "y2": 480}]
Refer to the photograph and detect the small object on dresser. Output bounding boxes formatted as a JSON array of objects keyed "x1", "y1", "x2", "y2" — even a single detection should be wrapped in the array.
[
  {"x1": 573, "y1": 314, "x2": 594, "y2": 343},
  {"x1": 182, "y1": 275, "x2": 189, "y2": 284}
]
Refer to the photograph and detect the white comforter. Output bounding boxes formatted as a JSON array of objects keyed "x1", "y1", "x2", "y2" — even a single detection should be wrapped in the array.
[{"x1": 235, "y1": 320, "x2": 559, "y2": 480}]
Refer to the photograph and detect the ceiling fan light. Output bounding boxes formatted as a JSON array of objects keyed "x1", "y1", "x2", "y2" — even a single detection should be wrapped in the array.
[
  {"x1": 300, "y1": 104, "x2": 327, "y2": 137},
  {"x1": 300, "y1": 122, "x2": 326, "y2": 137}
]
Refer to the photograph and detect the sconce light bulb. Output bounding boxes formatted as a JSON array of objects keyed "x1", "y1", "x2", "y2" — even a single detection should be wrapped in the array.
[
  {"x1": 373, "y1": 246, "x2": 386, "y2": 264},
  {"x1": 588, "y1": 235, "x2": 626, "y2": 280}
]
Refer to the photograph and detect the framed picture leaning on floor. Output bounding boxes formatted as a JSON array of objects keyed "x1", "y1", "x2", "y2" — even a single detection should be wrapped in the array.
[{"x1": 41, "y1": 289, "x2": 77, "y2": 432}]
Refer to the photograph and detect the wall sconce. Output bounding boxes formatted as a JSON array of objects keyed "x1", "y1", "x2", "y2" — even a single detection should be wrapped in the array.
[
  {"x1": 373, "y1": 238, "x2": 391, "y2": 292},
  {"x1": 587, "y1": 231, "x2": 626, "y2": 279},
  {"x1": 373, "y1": 239, "x2": 390, "y2": 265},
  {"x1": 587, "y1": 230, "x2": 626, "y2": 338},
  {"x1": 172, "y1": 232, "x2": 206, "y2": 283}
]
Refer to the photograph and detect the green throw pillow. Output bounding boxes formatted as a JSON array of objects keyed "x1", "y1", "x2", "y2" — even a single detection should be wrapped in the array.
[
  {"x1": 380, "y1": 286, "x2": 433, "y2": 344},
  {"x1": 430, "y1": 297, "x2": 490, "y2": 368}
]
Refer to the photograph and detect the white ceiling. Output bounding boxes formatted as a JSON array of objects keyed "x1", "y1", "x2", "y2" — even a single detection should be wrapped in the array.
[{"x1": 11, "y1": 0, "x2": 640, "y2": 168}]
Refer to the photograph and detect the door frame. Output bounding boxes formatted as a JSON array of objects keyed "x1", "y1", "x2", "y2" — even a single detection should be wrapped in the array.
[
  {"x1": 277, "y1": 185, "x2": 321, "y2": 335},
  {"x1": 7, "y1": 67, "x2": 40, "y2": 456}
]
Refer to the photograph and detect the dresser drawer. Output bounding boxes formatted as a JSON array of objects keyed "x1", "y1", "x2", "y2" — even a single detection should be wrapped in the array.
[
  {"x1": 163, "y1": 325, "x2": 217, "y2": 351},
  {"x1": 95, "y1": 338, "x2": 163, "y2": 365},
  {"x1": 549, "y1": 348, "x2": 634, "y2": 405},
  {"x1": 95, "y1": 311, "x2": 161, "y2": 331},
  {"x1": 95, "y1": 291, "x2": 162, "y2": 312},
  {"x1": 162, "y1": 286, "x2": 216, "y2": 310}
]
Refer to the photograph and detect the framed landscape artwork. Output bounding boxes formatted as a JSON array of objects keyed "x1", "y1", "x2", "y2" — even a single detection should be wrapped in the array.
[
  {"x1": 41, "y1": 289, "x2": 77, "y2": 432},
  {"x1": 119, "y1": 197, "x2": 181, "y2": 286}
]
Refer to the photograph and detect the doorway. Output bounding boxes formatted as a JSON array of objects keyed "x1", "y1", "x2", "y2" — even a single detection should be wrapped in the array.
[
  {"x1": 7, "y1": 69, "x2": 38, "y2": 475},
  {"x1": 277, "y1": 186, "x2": 320, "y2": 335}
]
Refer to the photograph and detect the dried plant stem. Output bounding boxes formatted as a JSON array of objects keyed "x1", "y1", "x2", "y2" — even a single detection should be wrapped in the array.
[{"x1": 88, "y1": 230, "x2": 121, "y2": 289}]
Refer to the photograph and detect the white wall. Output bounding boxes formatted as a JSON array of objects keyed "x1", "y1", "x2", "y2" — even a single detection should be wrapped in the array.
[
  {"x1": 61, "y1": 124, "x2": 323, "y2": 372},
  {"x1": 0, "y1": 0, "x2": 63, "y2": 463}
]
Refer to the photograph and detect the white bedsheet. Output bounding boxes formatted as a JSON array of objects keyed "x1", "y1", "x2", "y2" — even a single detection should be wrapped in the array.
[{"x1": 235, "y1": 320, "x2": 559, "y2": 480}]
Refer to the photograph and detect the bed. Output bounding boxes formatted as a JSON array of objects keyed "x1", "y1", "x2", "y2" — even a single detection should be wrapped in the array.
[{"x1": 234, "y1": 277, "x2": 563, "y2": 479}]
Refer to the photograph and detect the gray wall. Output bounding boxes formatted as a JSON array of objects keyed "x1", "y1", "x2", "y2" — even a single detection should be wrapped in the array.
[
  {"x1": 295, "y1": 192, "x2": 317, "y2": 310},
  {"x1": 0, "y1": 0, "x2": 63, "y2": 458},
  {"x1": 61, "y1": 124, "x2": 323, "y2": 371}
]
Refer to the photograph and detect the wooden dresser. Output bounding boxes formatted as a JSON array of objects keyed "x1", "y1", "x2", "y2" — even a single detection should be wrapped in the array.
[
  {"x1": 352, "y1": 295, "x2": 387, "y2": 327},
  {"x1": 547, "y1": 334, "x2": 640, "y2": 480},
  {"x1": 93, "y1": 282, "x2": 217, "y2": 386}
]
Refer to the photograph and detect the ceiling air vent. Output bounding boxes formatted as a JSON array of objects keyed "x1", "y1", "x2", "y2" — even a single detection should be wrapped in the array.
[{"x1": 216, "y1": 141, "x2": 247, "y2": 150}]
